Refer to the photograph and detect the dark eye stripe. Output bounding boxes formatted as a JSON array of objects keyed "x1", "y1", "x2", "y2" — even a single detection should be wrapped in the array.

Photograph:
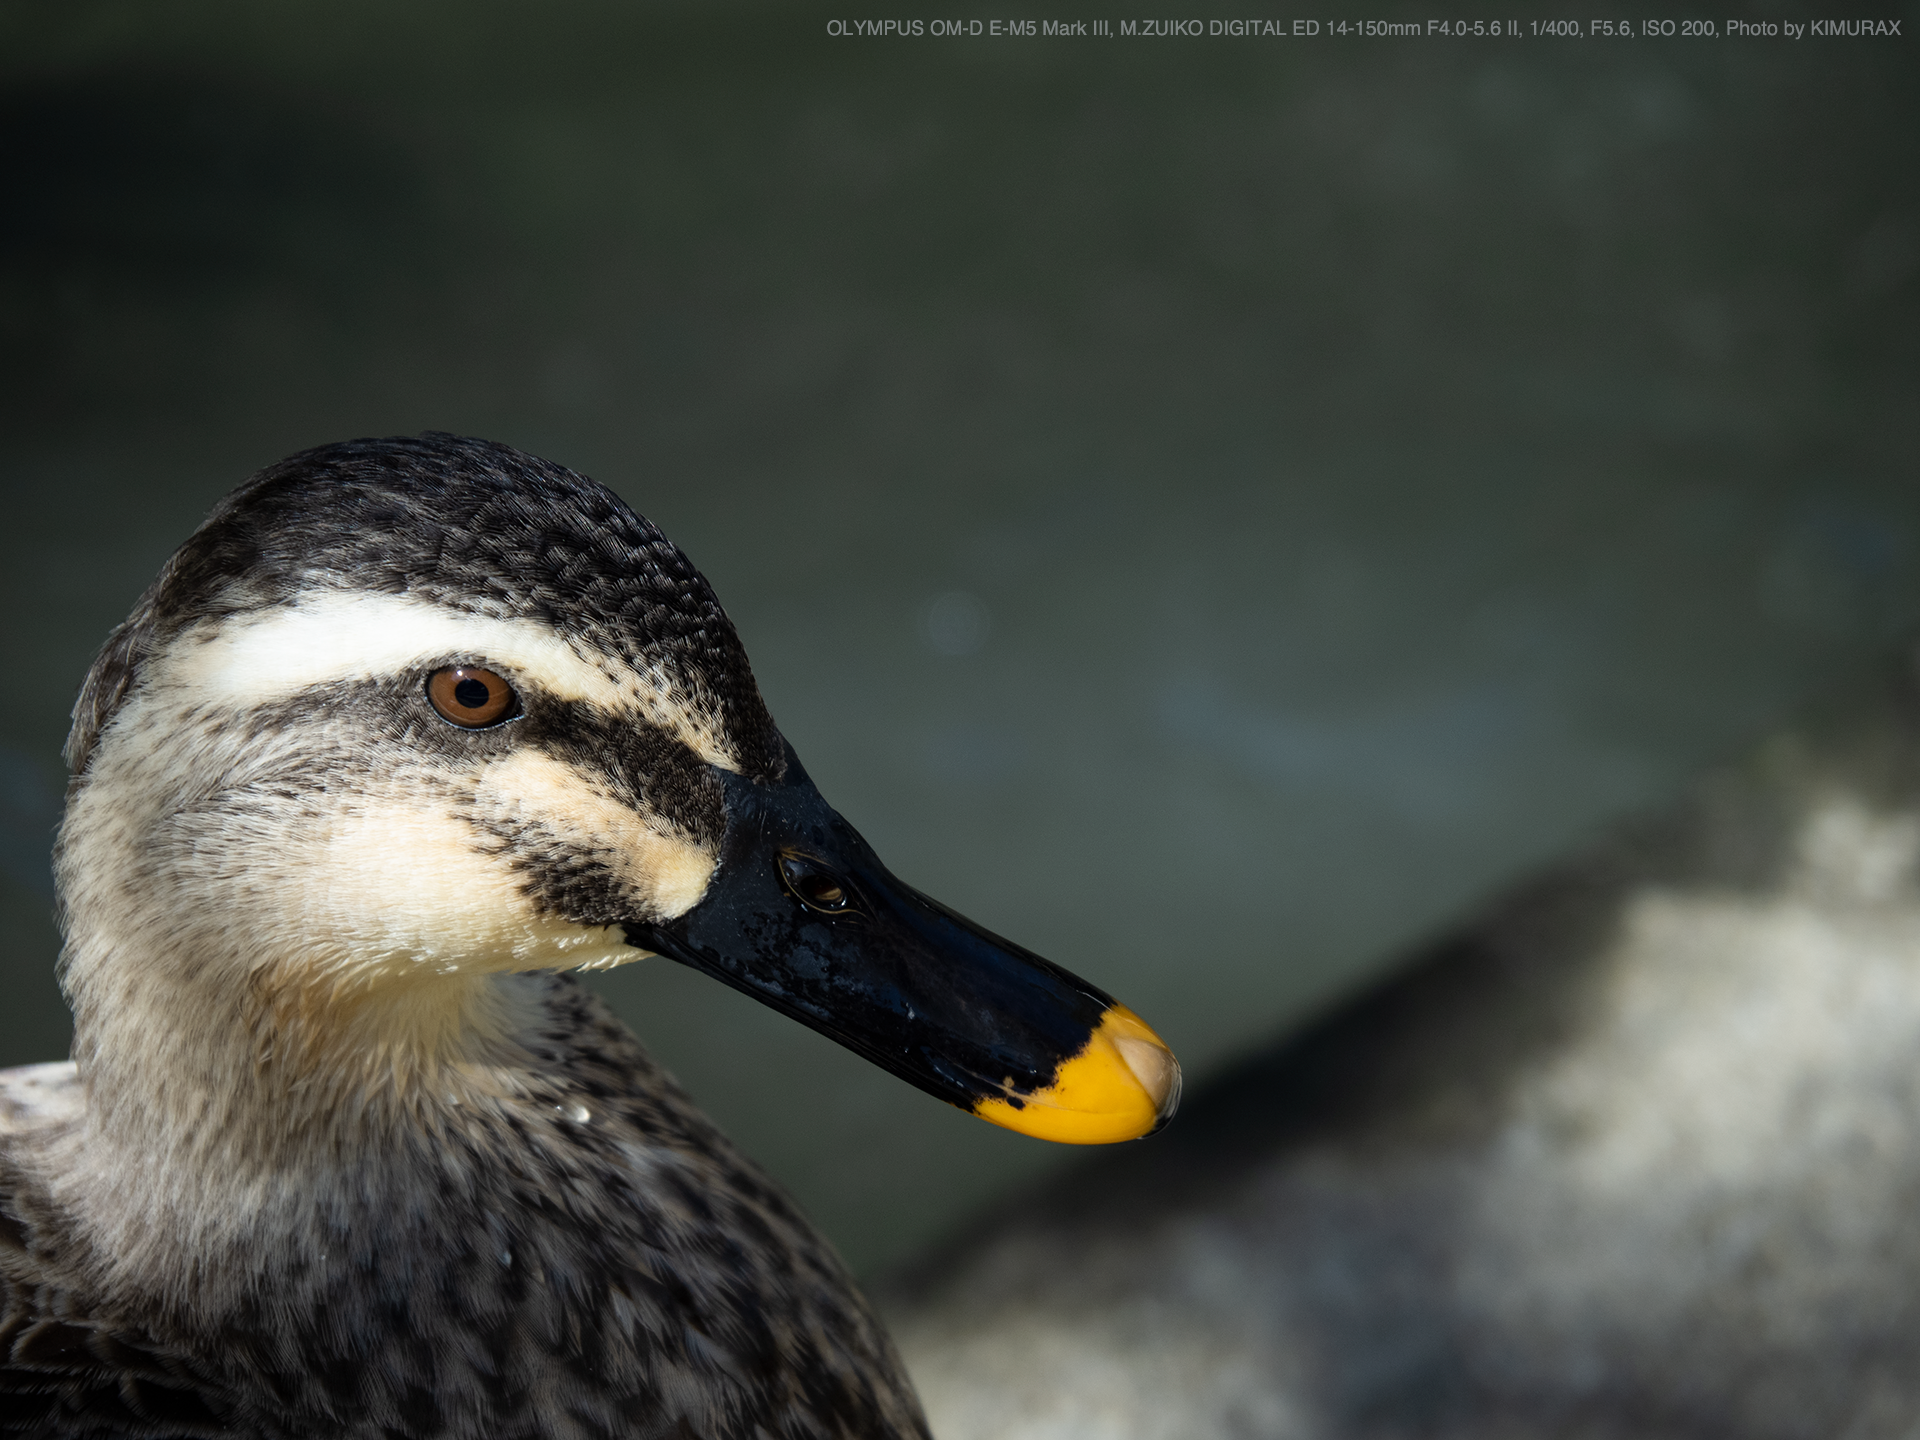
[{"x1": 513, "y1": 696, "x2": 725, "y2": 845}]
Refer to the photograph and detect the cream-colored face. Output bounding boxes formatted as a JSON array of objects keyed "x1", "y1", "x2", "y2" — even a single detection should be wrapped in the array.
[
  {"x1": 61, "y1": 590, "x2": 726, "y2": 1023},
  {"x1": 56, "y1": 538, "x2": 1182, "y2": 1184}
]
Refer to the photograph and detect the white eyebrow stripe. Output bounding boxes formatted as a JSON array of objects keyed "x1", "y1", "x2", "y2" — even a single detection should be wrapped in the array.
[{"x1": 153, "y1": 590, "x2": 739, "y2": 771}]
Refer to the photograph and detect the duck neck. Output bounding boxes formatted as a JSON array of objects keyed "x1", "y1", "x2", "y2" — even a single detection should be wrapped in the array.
[
  {"x1": 67, "y1": 929, "x2": 536, "y2": 1159},
  {"x1": 55, "y1": 904, "x2": 565, "y2": 1314}
]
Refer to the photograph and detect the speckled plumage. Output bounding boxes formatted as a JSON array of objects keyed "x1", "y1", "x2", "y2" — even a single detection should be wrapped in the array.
[
  {"x1": 1, "y1": 976, "x2": 924, "y2": 1439},
  {"x1": 0, "y1": 436, "x2": 931, "y2": 1439}
]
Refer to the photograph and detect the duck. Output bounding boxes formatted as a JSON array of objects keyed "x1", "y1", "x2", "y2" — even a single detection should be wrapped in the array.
[{"x1": 0, "y1": 433, "x2": 1181, "y2": 1440}]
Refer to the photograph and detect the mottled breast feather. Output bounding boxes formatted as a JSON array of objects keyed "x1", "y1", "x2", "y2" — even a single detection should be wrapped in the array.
[{"x1": 0, "y1": 982, "x2": 930, "y2": 1439}]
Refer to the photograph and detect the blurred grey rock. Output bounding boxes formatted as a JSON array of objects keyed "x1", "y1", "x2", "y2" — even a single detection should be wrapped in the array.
[{"x1": 885, "y1": 656, "x2": 1920, "y2": 1439}]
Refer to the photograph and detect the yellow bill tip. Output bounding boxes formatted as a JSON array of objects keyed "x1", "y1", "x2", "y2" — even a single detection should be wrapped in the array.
[{"x1": 970, "y1": 1003, "x2": 1182, "y2": 1145}]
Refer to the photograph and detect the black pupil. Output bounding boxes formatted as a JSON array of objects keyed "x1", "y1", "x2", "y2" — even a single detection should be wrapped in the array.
[{"x1": 453, "y1": 676, "x2": 492, "y2": 710}]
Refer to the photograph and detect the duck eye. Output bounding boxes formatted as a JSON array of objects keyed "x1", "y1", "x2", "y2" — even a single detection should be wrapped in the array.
[
  {"x1": 779, "y1": 854, "x2": 855, "y2": 914},
  {"x1": 426, "y1": 666, "x2": 518, "y2": 729}
]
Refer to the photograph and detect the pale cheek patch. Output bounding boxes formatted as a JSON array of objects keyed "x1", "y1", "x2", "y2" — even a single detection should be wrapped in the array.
[
  {"x1": 301, "y1": 805, "x2": 639, "y2": 979},
  {"x1": 472, "y1": 749, "x2": 717, "y2": 922},
  {"x1": 155, "y1": 590, "x2": 740, "y2": 771}
]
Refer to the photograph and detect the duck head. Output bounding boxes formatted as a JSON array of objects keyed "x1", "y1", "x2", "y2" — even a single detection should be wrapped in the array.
[{"x1": 59, "y1": 434, "x2": 1178, "y2": 1146}]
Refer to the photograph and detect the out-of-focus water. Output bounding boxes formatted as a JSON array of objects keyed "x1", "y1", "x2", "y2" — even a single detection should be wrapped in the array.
[{"x1": 2, "y1": 1, "x2": 1915, "y2": 1274}]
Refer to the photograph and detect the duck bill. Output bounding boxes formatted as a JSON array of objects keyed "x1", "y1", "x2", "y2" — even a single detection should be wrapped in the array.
[{"x1": 621, "y1": 751, "x2": 1180, "y2": 1144}]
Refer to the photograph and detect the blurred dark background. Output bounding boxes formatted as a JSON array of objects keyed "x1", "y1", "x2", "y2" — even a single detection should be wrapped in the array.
[{"x1": 2, "y1": 0, "x2": 1915, "y2": 1275}]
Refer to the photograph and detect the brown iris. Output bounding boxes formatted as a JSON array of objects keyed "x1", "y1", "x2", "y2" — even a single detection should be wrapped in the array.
[{"x1": 426, "y1": 666, "x2": 517, "y2": 728}]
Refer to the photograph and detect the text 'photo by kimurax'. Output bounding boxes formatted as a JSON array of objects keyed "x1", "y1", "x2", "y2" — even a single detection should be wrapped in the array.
[{"x1": 0, "y1": 2, "x2": 1915, "y2": 1436}]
